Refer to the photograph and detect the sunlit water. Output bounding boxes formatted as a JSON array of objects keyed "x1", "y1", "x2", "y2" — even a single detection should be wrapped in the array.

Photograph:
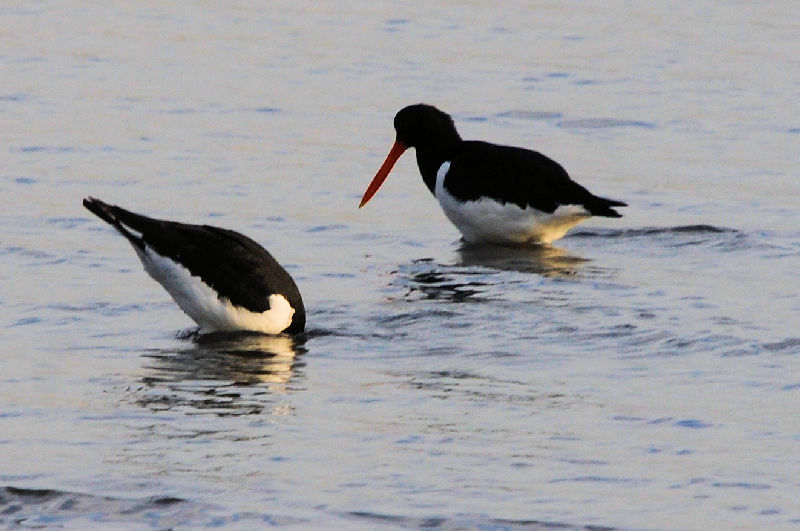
[{"x1": 2, "y1": 2, "x2": 800, "y2": 529}]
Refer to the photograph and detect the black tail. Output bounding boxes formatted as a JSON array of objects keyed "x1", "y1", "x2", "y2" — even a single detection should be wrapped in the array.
[
  {"x1": 83, "y1": 197, "x2": 119, "y2": 225},
  {"x1": 584, "y1": 195, "x2": 627, "y2": 218},
  {"x1": 83, "y1": 196, "x2": 146, "y2": 249}
]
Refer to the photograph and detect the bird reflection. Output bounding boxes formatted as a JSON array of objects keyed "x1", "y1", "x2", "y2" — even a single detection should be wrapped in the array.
[
  {"x1": 455, "y1": 241, "x2": 588, "y2": 277},
  {"x1": 393, "y1": 258, "x2": 495, "y2": 302},
  {"x1": 136, "y1": 332, "x2": 306, "y2": 416},
  {"x1": 394, "y1": 242, "x2": 589, "y2": 302}
]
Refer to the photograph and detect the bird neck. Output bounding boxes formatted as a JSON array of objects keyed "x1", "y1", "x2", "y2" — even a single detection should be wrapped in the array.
[{"x1": 416, "y1": 143, "x2": 458, "y2": 195}]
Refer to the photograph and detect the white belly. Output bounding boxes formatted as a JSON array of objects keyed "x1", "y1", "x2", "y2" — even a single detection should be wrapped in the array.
[
  {"x1": 434, "y1": 161, "x2": 590, "y2": 245},
  {"x1": 134, "y1": 245, "x2": 295, "y2": 334}
]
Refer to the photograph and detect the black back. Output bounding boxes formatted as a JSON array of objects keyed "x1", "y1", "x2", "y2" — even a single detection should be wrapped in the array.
[
  {"x1": 445, "y1": 141, "x2": 626, "y2": 216},
  {"x1": 83, "y1": 198, "x2": 305, "y2": 334},
  {"x1": 393, "y1": 104, "x2": 626, "y2": 217}
]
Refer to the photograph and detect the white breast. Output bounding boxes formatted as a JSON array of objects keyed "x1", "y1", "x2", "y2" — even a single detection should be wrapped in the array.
[
  {"x1": 133, "y1": 245, "x2": 295, "y2": 334},
  {"x1": 434, "y1": 161, "x2": 590, "y2": 245}
]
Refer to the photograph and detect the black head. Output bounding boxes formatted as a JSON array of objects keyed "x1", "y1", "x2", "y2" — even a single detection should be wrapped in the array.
[
  {"x1": 359, "y1": 104, "x2": 463, "y2": 208},
  {"x1": 393, "y1": 104, "x2": 461, "y2": 150}
]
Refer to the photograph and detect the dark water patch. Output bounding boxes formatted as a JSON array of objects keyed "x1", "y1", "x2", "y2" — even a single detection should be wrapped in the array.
[
  {"x1": 613, "y1": 416, "x2": 713, "y2": 430},
  {"x1": 612, "y1": 329, "x2": 674, "y2": 353},
  {"x1": 252, "y1": 215, "x2": 286, "y2": 225},
  {"x1": 321, "y1": 271, "x2": 356, "y2": 279},
  {"x1": 9, "y1": 316, "x2": 43, "y2": 327},
  {"x1": 47, "y1": 216, "x2": 90, "y2": 229},
  {"x1": 15, "y1": 145, "x2": 134, "y2": 156},
  {"x1": 376, "y1": 308, "x2": 462, "y2": 325},
  {"x1": 0, "y1": 486, "x2": 305, "y2": 528},
  {"x1": 711, "y1": 481, "x2": 771, "y2": 490},
  {"x1": 2, "y1": 245, "x2": 55, "y2": 261},
  {"x1": 302, "y1": 326, "x2": 352, "y2": 339},
  {"x1": 95, "y1": 302, "x2": 148, "y2": 317},
  {"x1": 675, "y1": 419, "x2": 713, "y2": 429},
  {"x1": 133, "y1": 383, "x2": 277, "y2": 417},
  {"x1": 391, "y1": 262, "x2": 500, "y2": 303},
  {"x1": 307, "y1": 223, "x2": 348, "y2": 233},
  {"x1": 577, "y1": 323, "x2": 639, "y2": 341},
  {"x1": 559, "y1": 118, "x2": 656, "y2": 129},
  {"x1": 762, "y1": 338, "x2": 800, "y2": 353},
  {"x1": 721, "y1": 346, "x2": 764, "y2": 358},
  {"x1": 345, "y1": 511, "x2": 620, "y2": 530},
  {"x1": 569, "y1": 225, "x2": 750, "y2": 251},
  {"x1": 647, "y1": 331, "x2": 754, "y2": 358},
  {"x1": 0, "y1": 486, "x2": 186, "y2": 527},
  {"x1": 612, "y1": 415, "x2": 646, "y2": 423},
  {"x1": 17, "y1": 145, "x2": 76, "y2": 154},
  {"x1": 0, "y1": 93, "x2": 28, "y2": 102},
  {"x1": 397, "y1": 369, "x2": 568, "y2": 406},
  {"x1": 572, "y1": 225, "x2": 736, "y2": 238},
  {"x1": 496, "y1": 110, "x2": 563, "y2": 120}
]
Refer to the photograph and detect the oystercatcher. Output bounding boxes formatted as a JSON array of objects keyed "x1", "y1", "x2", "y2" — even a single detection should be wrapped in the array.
[
  {"x1": 360, "y1": 104, "x2": 627, "y2": 244},
  {"x1": 83, "y1": 197, "x2": 305, "y2": 335}
]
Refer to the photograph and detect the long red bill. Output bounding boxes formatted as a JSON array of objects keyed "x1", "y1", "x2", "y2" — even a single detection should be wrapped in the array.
[{"x1": 359, "y1": 140, "x2": 408, "y2": 208}]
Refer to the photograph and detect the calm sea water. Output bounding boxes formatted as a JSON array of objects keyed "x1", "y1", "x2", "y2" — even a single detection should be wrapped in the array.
[{"x1": 3, "y1": 2, "x2": 800, "y2": 529}]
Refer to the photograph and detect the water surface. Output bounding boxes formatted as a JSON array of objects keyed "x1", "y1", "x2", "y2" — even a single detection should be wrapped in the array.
[{"x1": 2, "y1": 1, "x2": 799, "y2": 529}]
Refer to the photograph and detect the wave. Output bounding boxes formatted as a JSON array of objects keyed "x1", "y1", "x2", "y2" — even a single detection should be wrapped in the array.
[
  {"x1": 0, "y1": 486, "x2": 307, "y2": 528},
  {"x1": 570, "y1": 224, "x2": 738, "y2": 238},
  {"x1": 559, "y1": 117, "x2": 656, "y2": 129},
  {"x1": 0, "y1": 486, "x2": 190, "y2": 528},
  {"x1": 344, "y1": 510, "x2": 622, "y2": 530},
  {"x1": 568, "y1": 224, "x2": 759, "y2": 251}
]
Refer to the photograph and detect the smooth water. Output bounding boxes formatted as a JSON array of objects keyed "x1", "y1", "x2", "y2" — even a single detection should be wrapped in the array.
[{"x1": 2, "y1": 2, "x2": 800, "y2": 529}]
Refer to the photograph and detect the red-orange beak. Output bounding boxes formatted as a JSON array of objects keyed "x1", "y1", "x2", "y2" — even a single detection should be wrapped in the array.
[{"x1": 359, "y1": 140, "x2": 408, "y2": 208}]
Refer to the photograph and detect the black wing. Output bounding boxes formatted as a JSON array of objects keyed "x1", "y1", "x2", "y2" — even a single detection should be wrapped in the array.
[
  {"x1": 83, "y1": 198, "x2": 305, "y2": 332},
  {"x1": 445, "y1": 141, "x2": 626, "y2": 217}
]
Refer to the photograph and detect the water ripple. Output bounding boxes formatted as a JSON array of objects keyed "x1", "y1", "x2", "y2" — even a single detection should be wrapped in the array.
[
  {"x1": 496, "y1": 110, "x2": 563, "y2": 120},
  {"x1": 131, "y1": 332, "x2": 307, "y2": 417},
  {"x1": 0, "y1": 486, "x2": 305, "y2": 528},
  {"x1": 559, "y1": 118, "x2": 656, "y2": 129},
  {"x1": 344, "y1": 510, "x2": 621, "y2": 530}
]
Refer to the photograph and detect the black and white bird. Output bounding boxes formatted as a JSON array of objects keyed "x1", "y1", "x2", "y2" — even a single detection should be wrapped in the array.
[
  {"x1": 360, "y1": 104, "x2": 627, "y2": 244},
  {"x1": 83, "y1": 197, "x2": 305, "y2": 335}
]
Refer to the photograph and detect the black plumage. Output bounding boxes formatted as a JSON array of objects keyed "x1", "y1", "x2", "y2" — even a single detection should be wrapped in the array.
[
  {"x1": 83, "y1": 197, "x2": 305, "y2": 334},
  {"x1": 395, "y1": 104, "x2": 626, "y2": 217}
]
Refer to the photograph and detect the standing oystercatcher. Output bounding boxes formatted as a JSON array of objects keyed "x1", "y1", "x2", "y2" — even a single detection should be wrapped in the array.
[
  {"x1": 83, "y1": 197, "x2": 305, "y2": 334},
  {"x1": 360, "y1": 104, "x2": 627, "y2": 244}
]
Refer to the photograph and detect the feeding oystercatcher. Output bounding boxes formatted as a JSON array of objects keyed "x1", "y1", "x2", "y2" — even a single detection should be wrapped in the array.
[
  {"x1": 83, "y1": 197, "x2": 305, "y2": 335},
  {"x1": 360, "y1": 104, "x2": 627, "y2": 244}
]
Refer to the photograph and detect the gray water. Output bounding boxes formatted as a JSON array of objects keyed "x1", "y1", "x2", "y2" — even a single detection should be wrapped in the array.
[{"x1": 3, "y1": 2, "x2": 800, "y2": 529}]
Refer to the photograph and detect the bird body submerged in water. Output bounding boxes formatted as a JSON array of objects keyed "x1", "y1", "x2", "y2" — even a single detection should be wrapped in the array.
[{"x1": 360, "y1": 104, "x2": 627, "y2": 244}]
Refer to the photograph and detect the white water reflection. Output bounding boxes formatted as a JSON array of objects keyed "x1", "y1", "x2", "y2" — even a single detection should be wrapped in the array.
[{"x1": 137, "y1": 332, "x2": 306, "y2": 416}]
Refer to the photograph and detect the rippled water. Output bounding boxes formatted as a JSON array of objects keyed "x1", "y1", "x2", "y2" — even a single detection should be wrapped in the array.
[{"x1": 3, "y1": 2, "x2": 800, "y2": 529}]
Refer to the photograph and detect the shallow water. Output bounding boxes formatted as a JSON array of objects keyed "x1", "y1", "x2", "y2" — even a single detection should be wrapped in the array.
[{"x1": 3, "y1": 1, "x2": 800, "y2": 529}]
